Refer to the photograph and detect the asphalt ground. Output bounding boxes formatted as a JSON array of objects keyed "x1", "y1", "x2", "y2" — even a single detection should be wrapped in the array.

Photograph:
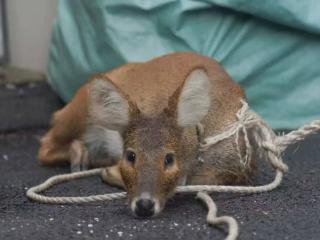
[{"x1": 0, "y1": 84, "x2": 320, "y2": 240}]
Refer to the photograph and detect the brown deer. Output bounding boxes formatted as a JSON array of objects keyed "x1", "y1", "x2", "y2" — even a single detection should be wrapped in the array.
[{"x1": 38, "y1": 52, "x2": 254, "y2": 217}]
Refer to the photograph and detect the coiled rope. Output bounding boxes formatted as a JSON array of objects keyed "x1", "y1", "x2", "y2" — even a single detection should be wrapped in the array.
[{"x1": 26, "y1": 101, "x2": 320, "y2": 240}]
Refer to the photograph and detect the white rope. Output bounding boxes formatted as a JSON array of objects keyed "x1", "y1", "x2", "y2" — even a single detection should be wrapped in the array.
[
  {"x1": 26, "y1": 169, "x2": 283, "y2": 204},
  {"x1": 276, "y1": 119, "x2": 320, "y2": 151},
  {"x1": 26, "y1": 101, "x2": 320, "y2": 240},
  {"x1": 26, "y1": 169, "x2": 126, "y2": 204},
  {"x1": 197, "y1": 192, "x2": 239, "y2": 240}
]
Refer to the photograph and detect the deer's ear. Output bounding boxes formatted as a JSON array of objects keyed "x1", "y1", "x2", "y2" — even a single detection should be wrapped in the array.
[
  {"x1": 176, "y1": 68, "x2": 210, "y2": 127},
  {"x1": 88, "y1": 78, "x2": 131, "y2": 131}
]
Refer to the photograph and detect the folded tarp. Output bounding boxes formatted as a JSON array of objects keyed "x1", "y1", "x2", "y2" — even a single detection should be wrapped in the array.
[{"x1": 48, "y1": 0, "x2": 320, "y2": 129}]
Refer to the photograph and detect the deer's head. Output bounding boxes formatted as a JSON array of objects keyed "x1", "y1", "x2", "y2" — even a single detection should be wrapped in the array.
[{"x1": 89, "y1": 68, "x2": 210, "y2": 217}]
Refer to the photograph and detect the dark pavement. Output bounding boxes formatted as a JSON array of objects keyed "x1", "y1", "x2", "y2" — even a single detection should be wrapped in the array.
[{"x1": 0, "y1": 84, "x2": 320, "y2": 240}]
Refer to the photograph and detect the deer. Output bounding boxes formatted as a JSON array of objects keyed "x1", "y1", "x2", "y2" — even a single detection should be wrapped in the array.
[{"x1": 38, "y1": 52, "x2": 255, "y2": 217}]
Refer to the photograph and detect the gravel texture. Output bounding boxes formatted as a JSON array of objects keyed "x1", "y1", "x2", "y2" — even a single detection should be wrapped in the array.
[
  {"x1": 0, "y1": 129, "x2": 319, "y2": 240},
  {"x1": 0, "y1": 83, "x2": 62, "y2": 132}
]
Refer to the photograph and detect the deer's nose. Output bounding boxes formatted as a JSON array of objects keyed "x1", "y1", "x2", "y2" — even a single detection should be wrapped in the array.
[{"x1": 134, "y1": 198, "x2": 155, "y2": 217}]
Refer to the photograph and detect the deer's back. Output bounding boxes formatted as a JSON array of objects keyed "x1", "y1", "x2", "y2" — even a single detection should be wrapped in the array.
[{"x1": 105, "y1": 52, "x2": 245, "y2": 122}]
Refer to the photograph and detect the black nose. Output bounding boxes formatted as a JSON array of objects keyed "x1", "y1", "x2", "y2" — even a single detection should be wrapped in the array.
[{"x1": 135, "y1": 198, "x2": 155, "y2": 217}]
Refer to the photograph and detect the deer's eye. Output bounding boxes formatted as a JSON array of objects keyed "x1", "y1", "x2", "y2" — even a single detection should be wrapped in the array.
[
  {"x1": 126, "y1": 150, "x2": 136, "y2": 165},
  {"x1": 164, "y1": 153, "x2": 175, "y2": 168}
]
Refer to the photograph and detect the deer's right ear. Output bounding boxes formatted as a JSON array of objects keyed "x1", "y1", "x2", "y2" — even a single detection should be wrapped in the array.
[{"x1": 88, "y1": 78, "x2": 131, "y2": 132}]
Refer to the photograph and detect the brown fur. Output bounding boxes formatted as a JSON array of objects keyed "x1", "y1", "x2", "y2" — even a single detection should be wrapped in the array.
[
  {"x1": 121, "y1": 113, "x2": 182, "y2": 203},
  {"x1": 39, "y1": 52, "x2": 254, "y2": 212}
]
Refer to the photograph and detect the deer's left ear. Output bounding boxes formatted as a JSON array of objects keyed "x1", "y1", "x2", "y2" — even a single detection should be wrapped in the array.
[{"x1": 175, "y1": 68, "x2": 210, "y2": 127}]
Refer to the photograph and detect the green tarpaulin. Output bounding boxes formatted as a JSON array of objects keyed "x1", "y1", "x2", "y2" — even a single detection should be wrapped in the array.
[{"x1": 48, "y1": 0, "x2": 320, "y2": 129}]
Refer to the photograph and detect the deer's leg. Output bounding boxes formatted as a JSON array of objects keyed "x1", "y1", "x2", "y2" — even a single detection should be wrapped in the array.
[
  {"x1": 101, "y1": 164, "x2": 125, "y2": 188},
  {"x1": 38, "y1": 129, "x2": 71, "y2": 165},
  {"x1": 38, "y1": 109, "x2": 71, "y2": 166},
  {"x1": 38, "y1": 85, "x2": 88, "y2": 166},
  {"x1": 69, "y1": 140, "x2": 89, "y2": 172}
]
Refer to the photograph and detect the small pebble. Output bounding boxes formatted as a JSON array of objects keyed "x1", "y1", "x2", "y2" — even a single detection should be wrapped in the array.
[
  {"x1": 129, "y1": 234, "x2": 133, "y2": 237},
  {"x1": 28, "y1": 83, "x2": 36, "y2": 88},
  {"x1": 77, "y1": 223, "x2": 81, "y2": 227},
  {"x1": 11, "y1": 227, "x2": 16, "y2": 231},
  {"x1": 3, "y1": 154, "x2": 8, "y2": 161},
  {"x1": 76, "y1": 231, "x2": 82, "y2": 235},
  {"x1": 94, "y1": 217, "x2": 99, "y2": 222},
  {"x1": 117, "y1": 231, "x2": 123, "y2": 237},
  {"x1": 173, "y1": 222, "x2": 179, "y2": 227},
  {"x1": 89, "y1": 229, "x2": 94, "y2": 234},
  {"x1": 18, "y1": 89, "x2": 24, "y2": 95},
  {"x1": 88, "y1": 224, "x2": 93, "y2": 228},
  {"x1": 105, "y1": 234, "x2": 109, "y2": 238},
  {"x1": 5, "y1": 83, "x2": 16, "y2": 90},
  {"x1": 49, "y1": 218, "x2": 54, "y2": 221},
  {"x1": 187, "y1": 223, "x2": 191, "y2": 227}
]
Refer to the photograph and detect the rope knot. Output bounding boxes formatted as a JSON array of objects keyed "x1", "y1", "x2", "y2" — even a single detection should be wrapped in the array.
[{"x1": 261, "y1": 142, "x2": 289, "y2": 173}]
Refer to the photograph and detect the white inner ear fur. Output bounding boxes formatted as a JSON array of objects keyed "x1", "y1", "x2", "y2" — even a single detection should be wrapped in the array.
[
  {"x1": 88, "y1": 79, "x2": 129, "y2": 131},
  {"x1": 177, "y1": 69, "x2": 210, "y2": 127}
]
